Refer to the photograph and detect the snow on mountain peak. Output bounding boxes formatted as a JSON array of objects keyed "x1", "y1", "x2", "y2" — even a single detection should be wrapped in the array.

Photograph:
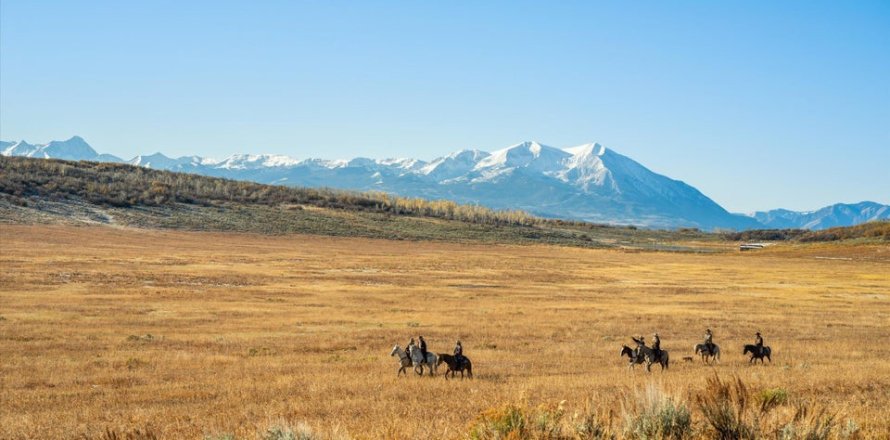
[
  {"x1": 217, "y1": 153, "x2": 301, "y2": 169},
  {"x1": 564, "y1": 142, "x2": 606, "y2": 157},
  {"x1": 419, "y1": 149, "x2": 490, "y2": 179},
  {"x1": 377, "y1": 157, "x2": 428, "y2": 171},
  {"x1": 474, "y1": 141, "x2": 570, "y2": 172}
]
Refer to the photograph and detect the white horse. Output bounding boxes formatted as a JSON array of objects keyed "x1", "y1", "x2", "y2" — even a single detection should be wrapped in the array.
[
  {"x1": 408, "y1": 344, "x2": 438, "y2": 376},
  {"x1": 390, "y1": 345, "x2": 412, "y2": 376}
]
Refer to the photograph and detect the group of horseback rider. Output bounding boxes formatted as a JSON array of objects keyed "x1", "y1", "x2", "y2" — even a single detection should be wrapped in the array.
[
  {"x1": 404, "y1": 336, "x2": 465, "y2": 367},
  {"x1": 631, "y1": 329, "x2": 765, "y2": 358}
]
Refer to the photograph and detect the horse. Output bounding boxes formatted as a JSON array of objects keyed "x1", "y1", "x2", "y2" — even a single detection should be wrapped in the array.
[
  {"x1": 621, "y1": 345, "x2": 668, "y2": 372},
  {"x1": 694, "y1": 343, "x2": 721, "y2": 364},
  {"x1": 390, "y1": 345, "x2": 417, "y2": 376},
  {"x1": 437, "y1": 353, "x2": 473, "y2": 380},
  {"x1": 743, "y1": 344, "x2": 771, "y2": 364},
  {"x1": 620, "y1": 345, "x2": 645, "y2": 369},
  {"x1": 408, "y1": 344, "x2": 438, "y2": 376}
]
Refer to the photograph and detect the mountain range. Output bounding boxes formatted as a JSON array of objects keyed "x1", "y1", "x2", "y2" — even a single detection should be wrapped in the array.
[{"x1": 3, "y1": 136, "x2": 887, "y2": 230}]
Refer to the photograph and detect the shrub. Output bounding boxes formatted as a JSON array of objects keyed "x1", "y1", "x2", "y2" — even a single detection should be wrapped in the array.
[
  {"x1": 778, "y1": 404, "x2": 836, "y2": 440},
  {"x1": 695, "y1": 375, "x2": 757, "y2": 440},
  {"x1": 571, "y1": 407, "x2": 616, "y2": 440},
  {"x1": 261, "y1": 422, "x2": 318, "y2": 440},
  {"x1": 467, "y1": 404, "x2": 527, "y2": 439},
  {"x1": 839, "y1": 419, "x2": 861, "y2": 440},
  {"x1": 622, "y1": 385, "x2": 692, "y2": 440},
  {"x1": 99, "y1": 427, "x2": 159, "y2": 440},
  {"x1": 758, "y1": 388, "x2": 789, "y2": 412}
]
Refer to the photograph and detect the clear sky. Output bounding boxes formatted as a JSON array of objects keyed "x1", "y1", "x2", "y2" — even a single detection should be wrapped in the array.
[{"x1": 2, "y1": 1, "x2": 888, "y2": 212}]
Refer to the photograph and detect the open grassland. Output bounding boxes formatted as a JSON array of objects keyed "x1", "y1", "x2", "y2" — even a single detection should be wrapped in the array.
[{"x1": 1, "y1": 225, "x2": 888, "y2": 439}]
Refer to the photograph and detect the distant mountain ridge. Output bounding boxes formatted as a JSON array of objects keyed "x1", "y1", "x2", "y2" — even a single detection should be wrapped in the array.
[
  {"x1": 3, "y1": 136, "x2": 887, "y2": 230},
  {"x1": 750, "y1": 202, "x2": 890, "y2": 230}
]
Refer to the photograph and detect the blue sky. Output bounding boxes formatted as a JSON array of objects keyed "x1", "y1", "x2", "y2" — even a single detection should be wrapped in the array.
[{"x1": 1, "y1": 1, "x2": 888, "y2": 212}]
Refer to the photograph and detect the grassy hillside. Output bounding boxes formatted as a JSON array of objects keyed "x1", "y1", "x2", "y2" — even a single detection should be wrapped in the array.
[{"x1": 0, "y1": 156, "x2": 716, "y2": 250}]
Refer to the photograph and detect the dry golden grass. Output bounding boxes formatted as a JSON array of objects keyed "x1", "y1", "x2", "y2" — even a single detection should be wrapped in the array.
[{"x1": 1, "y1": 225, "x2": 888, "y2": 439}]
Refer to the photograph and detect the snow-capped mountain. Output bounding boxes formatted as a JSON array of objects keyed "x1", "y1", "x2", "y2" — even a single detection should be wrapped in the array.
[
  {"x1": 2, "y1": 136, "x2": 121, "y2": 162},
  {"x1": 750, "y1": 202, "x2": 890, "y2": 230},
  {"x1": 4, "y1": 136, "x2": 885, "y2": 230}
]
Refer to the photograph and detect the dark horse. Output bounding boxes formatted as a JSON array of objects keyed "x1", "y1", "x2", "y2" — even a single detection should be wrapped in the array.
[
  {"x1": 437, "y1": 353, "x2": 473, "y2": 380},
  {"x1": 743, "y1": 344, "x2": 772, "y2": 363},
  {"x1": 621, "y1": 345, "x2": 669, "y2": 371},
  {"x1": 620, "y1": 345, "x2": 643, "y2": 369}
]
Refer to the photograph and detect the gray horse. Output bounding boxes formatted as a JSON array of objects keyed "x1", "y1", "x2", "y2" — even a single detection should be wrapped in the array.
[
  {"x1": 694, "y1": 343, "x2": 721, "y2": 364},
  {"x1": 390, "y1": 345, "x2": 413, "y2": 376},
  {"x1": 408, "y1": 344, "x2": 438, "y2": 376}
]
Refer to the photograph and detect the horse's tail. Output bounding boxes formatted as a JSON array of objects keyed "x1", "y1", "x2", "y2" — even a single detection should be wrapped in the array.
[{"x1": 466, "y1": 360, "x2": 473, "y2": 378}]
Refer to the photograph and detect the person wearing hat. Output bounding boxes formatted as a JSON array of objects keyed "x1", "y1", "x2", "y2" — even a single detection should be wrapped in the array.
[
  {"x1": 652, "y1": 332, "x2": 662, "y2": 358},
  {"x1": 453, "y1": 340, "x2": 464, "y2": 367},
  {"x1": 631, "y1": 335, "x2": 646, "y2": 360},
  {"x1": 754, "y1": 331, "x2": 764, "y2": 355},
  {"x1": 704, "y1": 328, "x2": 714, "y2": 353},
  {"x1": 418, "y1": 336, "x2": 428, "y2": 363},
  {"x1": 406, "y1": 337, "x2": 416, "y2": 366}
]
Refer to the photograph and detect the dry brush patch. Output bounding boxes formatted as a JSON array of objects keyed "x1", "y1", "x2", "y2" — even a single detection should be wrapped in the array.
[{"x1": 0, "y1": 225, "x2": 888, "y2": 439}]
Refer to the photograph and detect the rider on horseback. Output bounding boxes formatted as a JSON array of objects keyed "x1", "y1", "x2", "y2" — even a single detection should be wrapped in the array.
[
  {"x1": 704, "y1": 329, "x2": 714, "y2": 353},
  {"x1": 418, "y1": 336, "x2": 428, "y2": 363},
  {"x1": 454, "y1": 340, "x2": 464, "y2": 367},
  {"x1": 755, "y1": 331, "x2": 763, "y2": 355},
  {"x1": 631, "y1": 335, "x2": 646, "y2": 360},
  {"x1": 406, "y1": 338, "x2": 416, "y2": 366},
  {"x1": 652, "y1": 333, "x2": 662, "y2": 358}
]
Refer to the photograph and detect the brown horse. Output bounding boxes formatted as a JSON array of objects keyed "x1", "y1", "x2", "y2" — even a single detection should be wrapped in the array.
[{"x1": 437, "y1": 353, "x2": 473, "y2": 380}]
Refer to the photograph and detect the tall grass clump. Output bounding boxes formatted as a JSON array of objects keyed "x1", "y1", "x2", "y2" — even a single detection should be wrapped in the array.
[
  {"x1": 261, "y1": 421, "x2": 319, "y2": 440},
  {"x1": 622, "y1": 385, "x2": 692, "y2": 440},
  {"x1": 466, "y1": 401, "x2": 581, "y2": 439},
  {"x1": 695, "y1": 375, "x2": 843, "y2": 440},
  {"x1": 571, "y1": 403, "x2": 616, "y2": 440},
  {"x1": 695, "y1": 375, "x2": 759, "y2": 439},
  {"x1": 467, "y1": 404, "x2": 530, "y2": 439},
  {"x1": 778, "y1": 404, "x2": 836, "y2": 440}
]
